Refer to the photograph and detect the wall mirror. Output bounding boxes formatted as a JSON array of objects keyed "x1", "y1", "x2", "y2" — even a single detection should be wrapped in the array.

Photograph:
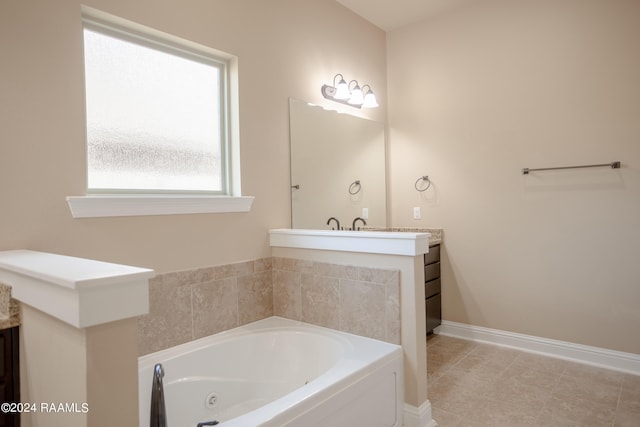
[{"x1": 289, "y1": 98, "x2": 387, "y2": 229}]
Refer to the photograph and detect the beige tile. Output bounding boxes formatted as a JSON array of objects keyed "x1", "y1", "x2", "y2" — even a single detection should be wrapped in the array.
[
  {"x1": 563, "y1": 362, "x2": 625, "y2": 389},
  {"x1": 189, "y1": 266, "x2": 217, "y2": 284},
  {"x1": 428, "y1": 338, "x2": 476, "y2": 366},
  {"x1": 438, "y1": 368, "x2": 502, "y2": 397},
  {"x1": 486, "y1": 372, "x2": 554, "y2": 409},
  {"x1": 623, "y1": 374, "x2": 640, "y2": 392},
  {"x1": 427, "y1": 357, "x2": 463, "y2": 384},
  {"x1": 215, "y1": 260, "x2": 254, "y2": 280},
  {"x1": 357, "y1": 267, "x2": 399, "y2": 285},
  {"x1": 618, "y1": 385, "x2": 640, "y2": 413},
  {"x1": 192, "y1": 277, "x2": 238, "y2": 339},
  {"x1": 614, "y1": 408, "x2": 640, "y2": 427},
  {"x1": 300, "y1": 273, "x2": 340, "y2": 329},
  {"x1": 272, "y1": 257, "x2": 314, "y2": 274},
  {"x1": 538, "y1": 391, "x2": 616, "y2": 426},
  {"x1": 554, "y1": 373, "x2": 622, "y2": 406},
  {"x1": 237, "y1": 270, "x2": 273, "y2": 324},
  {"x1": 138, "y1": 276, "x2": 192, "y2": 355},
  {"x1": 428, "y1": 358, "x2": 449, "y2": 382},
  {"x1": 254, "y1": 257, "x2": 272, "y2": 272},
  {"x1": 431, "y1": 407, "x2": 462, "y2": 427},
  {"x1": 510, "y1": 352, "x2": 570, "y2": 376},
  {"x1": 429, "y1": 334, "x2": 477, "y2": 354},
  {"x1": 428, "y1": 381, "x2": 484, "y2": 417},
  {"x1": 272, "y1": 270, "x2": 301, "y2": 320},
  {"x1": 462, "y1": 397, "x2": 540, "y2": 426},
  {"x1": 384, "y1": 274, "x2": 401, "y2": 344},
  {"x1": 426, "y1": 334, "x2": 637, "y2": 427},
  {"x1": 455, "y1": 345, "x2": 519, "y2": 375},
  {"x1": 339, "y1": 279, "x2": 385, "y2": 341},
  {"x1": 312, "y1": 261, "x2": 358, "y2": 280},
  {"x1": 498, "y1": 364, "x2": 561, "y2": 390},
  {"x1": 427, "y1": 332, "x2": 451, "y2": 346}
]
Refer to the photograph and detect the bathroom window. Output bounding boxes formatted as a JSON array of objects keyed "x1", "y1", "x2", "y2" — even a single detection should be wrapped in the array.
[
  {"x1": 68, "y1": 9, "x2": 252, "y2": 217},
  {"x1": 83, "y1": 20, "x2": 228, "y2": 194}
]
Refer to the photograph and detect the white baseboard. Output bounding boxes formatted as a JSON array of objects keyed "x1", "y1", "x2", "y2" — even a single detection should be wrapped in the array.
[
  {"x1": 436, "y1": 321, "x2": 640, "y2": 375},
  {"x1": 403, "y1": 400, "x2": 437, "y2": 427}
]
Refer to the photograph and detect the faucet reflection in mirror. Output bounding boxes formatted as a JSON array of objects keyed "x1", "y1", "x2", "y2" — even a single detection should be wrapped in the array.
[{"x1": 321, "y1": 74, "x2": 378, "y2": 108}]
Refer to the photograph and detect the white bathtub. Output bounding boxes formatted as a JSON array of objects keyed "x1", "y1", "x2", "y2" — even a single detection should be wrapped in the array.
[{"x1": 139, "y1": 316, "x2": 403, "y2": 427}]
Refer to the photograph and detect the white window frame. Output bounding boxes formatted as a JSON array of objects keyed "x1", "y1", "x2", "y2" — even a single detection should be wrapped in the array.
[{"x1": 67, "y1": 6, "x2": 252, "y2": 218}]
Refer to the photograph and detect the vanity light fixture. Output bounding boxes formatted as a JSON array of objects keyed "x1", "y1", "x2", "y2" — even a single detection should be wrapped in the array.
[{"x1": 321, "y1": 74, "x2": 378, "y2": 108}]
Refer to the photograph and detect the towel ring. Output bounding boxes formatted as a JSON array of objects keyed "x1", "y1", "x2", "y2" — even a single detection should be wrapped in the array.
[
  {"x1": 349, "y1": 180, "x2": 361, "y2": 195},
  {"x1": 415, "y1": 176, "x2": 431, "y2": 192}
]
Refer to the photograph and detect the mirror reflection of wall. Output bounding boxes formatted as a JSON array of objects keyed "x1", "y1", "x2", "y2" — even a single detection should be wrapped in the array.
[{"x1": 289, "y1": 98, "x2": 386, "y2": 229}]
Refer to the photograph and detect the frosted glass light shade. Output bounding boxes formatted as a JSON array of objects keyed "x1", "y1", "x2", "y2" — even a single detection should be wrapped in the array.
[
  {"x1": 348, "y1": 85, "x2": 364, "y2": 105},
  {"x1": 334, "y1": 78, "x2": 350, "y2": 100},
  {"x1": 363, "y1": 89, "x2": 379, "y2": 108}
]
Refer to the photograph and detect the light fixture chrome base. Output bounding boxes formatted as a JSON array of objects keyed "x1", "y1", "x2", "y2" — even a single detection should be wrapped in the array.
[{"x1": 321, "y1": 84, "x2": 361, "y2": 108}]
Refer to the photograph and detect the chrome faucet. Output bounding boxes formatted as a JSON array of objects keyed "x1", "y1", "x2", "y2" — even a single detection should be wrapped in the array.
[
  {"x1": 150, "y1": 363, "x2": 167, "y2": 427},
  {"x1": 352, "y1": 217, "x2": 367, "y2": 230},
  {"x1": 326, "y1": 217, "x2": 341, "y2": 230}
]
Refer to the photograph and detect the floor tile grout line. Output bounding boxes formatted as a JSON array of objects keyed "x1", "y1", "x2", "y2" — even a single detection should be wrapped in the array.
[{"x1": 612, "y1": 377, "x2": 625, "y2": 427}]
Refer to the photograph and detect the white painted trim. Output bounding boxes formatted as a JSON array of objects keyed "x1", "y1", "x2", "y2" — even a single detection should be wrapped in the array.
[
  {"x1": 66, "y1": 195, "x2": 254, "y2": 218},
  {"x1": 269, "y1": 228, "x2": 431, "y2": 256},
  {"x1": 0, "y1": 250, "x2": 154, "y2": 328},
  {"x1": 438, "y1": 321, "x2": 640, "y2": 375},
  {"x1": 403, "y1": 400, "x2": 436, "y2": 427}
]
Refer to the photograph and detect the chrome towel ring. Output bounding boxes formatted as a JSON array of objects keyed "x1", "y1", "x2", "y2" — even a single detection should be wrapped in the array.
[{"x1": 415, "y1": 176, "x2": 431, "y2": 192}]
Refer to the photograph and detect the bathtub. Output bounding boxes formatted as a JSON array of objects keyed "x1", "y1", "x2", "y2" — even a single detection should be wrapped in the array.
[{"x1": 138, "y1": 316, "x2": 403, "y2": 427}]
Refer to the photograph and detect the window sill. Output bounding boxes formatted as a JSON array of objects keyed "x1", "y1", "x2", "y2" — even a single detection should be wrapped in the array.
[{"x1": 66, "y1": 195, "x2": 254, "y2": 218}]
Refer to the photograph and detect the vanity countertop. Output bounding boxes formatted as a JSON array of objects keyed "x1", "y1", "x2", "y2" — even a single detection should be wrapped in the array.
[
  {"x1": 0, "y1": 282, "x2": 20, "y2": 329},
  {"x1": 363, "y1": 228, "x2": 443, "y2": 246}
]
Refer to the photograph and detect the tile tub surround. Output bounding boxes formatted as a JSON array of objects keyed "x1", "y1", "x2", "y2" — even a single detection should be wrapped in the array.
[
  {"x1": 272, "y1": 257, "x2": 400, "y2": 344},
  {"x1": 138, "y1": 258, "x2": 273, "y2": 355},
  {"x1": 138, "y1": 257, "x2": 400, "y2": 355}
]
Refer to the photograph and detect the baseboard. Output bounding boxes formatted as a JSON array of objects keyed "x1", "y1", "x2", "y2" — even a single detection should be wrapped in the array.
[
  {"x1": 436, "y1": 321, "x2": 640, "y2": 375},
  {"x1": 403, "y1": 400, "x2": 437, "y2": 427}
]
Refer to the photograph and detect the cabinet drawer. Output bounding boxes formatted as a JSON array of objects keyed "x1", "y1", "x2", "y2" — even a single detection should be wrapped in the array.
[
  {"x1": 425, "y1": 278, "x2": 441, "y2": 299},
  {"x1": 424, "y1": 262, "x2": 440, "y2": 282},
  {"x1": 426, "y1": 294, "x2": 442, "y2": 333},
  {"x1": 424, "y1": 244, "x2": 440, "y2": 265}
]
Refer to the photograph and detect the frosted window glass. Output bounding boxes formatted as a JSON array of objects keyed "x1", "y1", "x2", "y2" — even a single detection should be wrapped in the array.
[{"x1": 83, "y1": 28, "x2": 223, "y2": 193}]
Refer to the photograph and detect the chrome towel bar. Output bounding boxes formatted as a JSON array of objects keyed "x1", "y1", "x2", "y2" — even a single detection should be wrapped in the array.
[{"x1": 522, "y1": 161, "x2": 620, "y2": 175}]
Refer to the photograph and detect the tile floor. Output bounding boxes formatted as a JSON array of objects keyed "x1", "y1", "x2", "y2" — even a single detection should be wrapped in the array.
[{"x1": 427, "y1": 334, "x2": 640, "y2": 426}]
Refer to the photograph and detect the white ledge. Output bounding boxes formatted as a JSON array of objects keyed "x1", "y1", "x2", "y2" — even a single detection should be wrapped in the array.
[
  {"x1": 269, "y1": 228, "x2": 431, "y2": 256},
  {"x1": 66, "y1": 195, "x2": 255, "y2": 218},
  {"x1": 0, "y1": 250, "x2": 154, "y2": 328}
]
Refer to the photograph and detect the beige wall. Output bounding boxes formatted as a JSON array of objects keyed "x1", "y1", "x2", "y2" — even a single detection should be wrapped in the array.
[
  {"x1": 387, "y1": 0, "x2": 640, "y2": 354},
  {"x1": 0, "y1": 0, "x2": 386, "y2": 274}
]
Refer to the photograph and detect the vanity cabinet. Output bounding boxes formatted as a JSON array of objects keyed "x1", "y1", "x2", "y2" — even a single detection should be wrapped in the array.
[
  {"x1": 0, "y1": 326, "x2": 19, "y2": 427},
  {"x1": 424, "y1": 244, "x2": 441, "y2": 334}
]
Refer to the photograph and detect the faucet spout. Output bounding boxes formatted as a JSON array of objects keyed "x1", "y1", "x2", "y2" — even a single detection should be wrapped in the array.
[
  {"x1": 352, "y1": 217, "x2": 367, "y2": 231},
  {"x1": 150, "y1": 363, "x2": 167, "y2": 427},
  {"x1": 326, "y1": 217, "x2": 341, "y2": 230}
]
